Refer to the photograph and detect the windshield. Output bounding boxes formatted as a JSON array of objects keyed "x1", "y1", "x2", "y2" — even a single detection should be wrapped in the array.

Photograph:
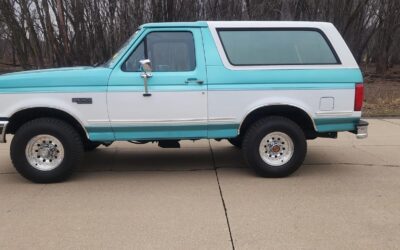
[{"x1": 103, "y1": 30, "x2": 140, "y2": 68}]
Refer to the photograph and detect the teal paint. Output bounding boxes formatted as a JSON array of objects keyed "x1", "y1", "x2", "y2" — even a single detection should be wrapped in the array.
[
  {"x1": 87, "y1": 123, "x2": 239, "y2": 141},
  {"x1": 107, "y1": 67, "x2": 361, "y2": 93},
  {"x1": 207, "y1": 83, "x2": 355, "y2": 91},
  {"x1": 207, "y1": 67, "x2": 363, "y2": 85},
  {"x1": 88, "y1": 132, "x2": 115, "y2": 142},
  {"x1": 0, "y1": 67, "x2": 111, "y2": 93},
  {"x1": 140, "y1": 21, "x2": 208, "y2": 29},
  {"x1": 107, "y1": 82, "x2": 355, "y2": 92},
  {"x1": 315, "y1": 117, "x2": 359, "y2": 132},
  {"x1": 201, "y1": 27, "x2": 225, "y2": 66},
  {"x1": 0, "y1": 82, "x2": 357, "y2": 94},
  {"x1": 108, "y1": 85, "x2": 205, "y2": 92},
  {"x1": 88, "y1": 117, "x2": 360, "y2": 141},
  {"x1": 208, "y1": 124, "x2": 238, "y2": 138},
  {"x1": 0, "y1": 86, "x2": 107, "y2": 94},
  {"x1": 0, "y1": 66, "x2": 360, "y2": 94}
]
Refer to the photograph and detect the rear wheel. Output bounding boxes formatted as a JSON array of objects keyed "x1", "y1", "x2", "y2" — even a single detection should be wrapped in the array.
[
  {"x1": 10, "y1": 118, "x2": 83, "y2": 183},
  {"x1": 242, "y1": 116, "x2": 307, "y2": 177}
]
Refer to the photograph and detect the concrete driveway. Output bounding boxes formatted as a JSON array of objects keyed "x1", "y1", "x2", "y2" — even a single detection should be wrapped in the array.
[{"x1": 0, "y1": 119, "x2": 399, "y2": 249}]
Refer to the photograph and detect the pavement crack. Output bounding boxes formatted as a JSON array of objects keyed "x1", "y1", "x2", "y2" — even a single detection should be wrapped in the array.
[
  {"x1": 209, "y1": 140, "x2": 235, "y2": 250},
  {"x1": 353, "y1": 144, "x2": 396, "y2": 165},
  {"x1": 380, "y1": 119, "x2": 400, "y2": 127},
  {"x1": 303, "y1": 163, "x2": 399, "y2": 168}
]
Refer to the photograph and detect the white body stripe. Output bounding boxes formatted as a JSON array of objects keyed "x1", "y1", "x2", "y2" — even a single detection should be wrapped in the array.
[
  {"x1": 0, "y1": 88, "x2": 357, "y2": 130},
  {"x1": 208, "y1": 89, "x2": 358, "y2": 127},
  {"x1": 0, "y1": 93, "x2": 109, "y2": 128},
  {"x1": 106, "y1": 91, "x2": 208, "y2": 127}
]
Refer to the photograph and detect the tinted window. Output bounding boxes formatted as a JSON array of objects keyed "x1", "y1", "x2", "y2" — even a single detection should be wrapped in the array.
[
  {"x1": 218, "y1": 29, "x2": 339, "y2": 65},
  {"x1": 123, "y1": 32, "x2": 196, "y2": 72}
]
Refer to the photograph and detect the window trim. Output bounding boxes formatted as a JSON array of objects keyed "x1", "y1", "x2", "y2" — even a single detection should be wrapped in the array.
[
  {"x1": 216, "y1": 28, "x2": 341, "y2": 66},
  {"x1": 121, "y1": 30, "x2": 197, "y2": 72}
]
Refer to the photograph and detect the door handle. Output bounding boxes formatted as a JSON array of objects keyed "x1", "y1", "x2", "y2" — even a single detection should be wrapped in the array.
[{"x1": 185, "y1": 78, "x2": 204, "y2": 84}]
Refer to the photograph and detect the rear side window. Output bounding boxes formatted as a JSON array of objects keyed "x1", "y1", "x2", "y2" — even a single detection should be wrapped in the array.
[
  {"x1": 123, "y1": 31, "x2": 196, "y2": 72},
  {"x1": 217, "y1": 29, "x2": 339, "y2": 66}
]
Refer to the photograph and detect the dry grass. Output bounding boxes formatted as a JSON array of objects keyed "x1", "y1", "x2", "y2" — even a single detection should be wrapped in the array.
[
  {"x1": 363, "y1": 83, "x2": 400, "y2": 117},
  {"x1": 363, "y1": 65, "x2": 400, "y2": 117}
]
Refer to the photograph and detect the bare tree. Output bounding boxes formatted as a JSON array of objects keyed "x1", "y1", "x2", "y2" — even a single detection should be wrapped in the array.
[
  {"x1": 374, "y1": 0, "x2": 400, "y2": 74},
  {"x1": 0, "y1": 0, "x2": 399, "y2": 74}
]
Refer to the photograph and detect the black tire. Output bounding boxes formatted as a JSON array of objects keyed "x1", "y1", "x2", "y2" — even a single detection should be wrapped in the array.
[
  {"x1": 10, "y1": 118, "x2": 83, "y2": 183},
  {"x1": 242, "y1": 116, "x2": 307, "y2": 178},
  {"x1": 227, "y1": 137, "x2": 242, "y2": 148},
  {"x1": 83, "y1": 141, "x2": 101, "y2": 152}
]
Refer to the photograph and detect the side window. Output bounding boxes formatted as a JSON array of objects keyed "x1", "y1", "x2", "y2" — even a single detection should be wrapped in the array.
[
  {"x1": 122, "y1": 31, "x2": 196, "y2": 72},
  {"x1": 217, "y1": 29, "x2": 339, "y2": 66},
  {"x1": 122, "y1": 41, "x2": 145, "y2": 72}
]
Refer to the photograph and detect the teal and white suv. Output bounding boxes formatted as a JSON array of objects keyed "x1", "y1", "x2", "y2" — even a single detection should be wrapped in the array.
[{"x1": 0, "y1": 21, "x2": 368, "y2": 183}]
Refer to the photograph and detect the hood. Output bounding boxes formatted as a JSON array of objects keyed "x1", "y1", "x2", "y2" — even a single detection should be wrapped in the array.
[{"x1": 0, "y1": 66, "x2": 112, "y2": 90}]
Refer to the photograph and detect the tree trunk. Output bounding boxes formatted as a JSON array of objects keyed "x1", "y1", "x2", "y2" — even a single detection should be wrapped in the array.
[
  {"x1": 55, "y1": 0, "x2": 70, "y2": 64},
  {"x1": 20, "y1": 0, "x2": 45, "y2": 68}
]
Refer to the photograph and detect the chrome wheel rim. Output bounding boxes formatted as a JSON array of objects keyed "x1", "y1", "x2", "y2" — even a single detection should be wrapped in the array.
[
  {"x1": 259, "y1": 132, "x2": 294, "y2": 166},
  {"x1": 25, "y1": 135, "x2": 65, "y2": 171}
]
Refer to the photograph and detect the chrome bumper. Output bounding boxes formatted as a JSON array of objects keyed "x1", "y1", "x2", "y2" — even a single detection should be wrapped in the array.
[
  {"x1": 356, "y1": 120, "x2": 368, "y2": 139},
  {"x1": 0, "y1": 121, "x2": 8, "y2": 143}
]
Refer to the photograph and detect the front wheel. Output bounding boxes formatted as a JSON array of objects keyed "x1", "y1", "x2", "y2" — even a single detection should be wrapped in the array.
[
  {"x1": 242, "y1": 116, "x2": 307, "y2": 178},
  {"x1": 10, "y1": 118, "x2": 83, "y2": 183}
]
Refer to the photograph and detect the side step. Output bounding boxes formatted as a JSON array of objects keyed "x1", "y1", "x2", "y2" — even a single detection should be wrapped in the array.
[{"x1": 158, "y1": 140, "x2": 181, "y2": 148}]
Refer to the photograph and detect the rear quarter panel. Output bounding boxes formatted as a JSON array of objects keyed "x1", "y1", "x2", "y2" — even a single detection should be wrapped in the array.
[{"x1": 202, "y1": 23, "x2": 363, "y2": 136}]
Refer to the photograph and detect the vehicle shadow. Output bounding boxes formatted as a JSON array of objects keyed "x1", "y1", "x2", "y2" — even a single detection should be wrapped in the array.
[
  {"x1": 76, "y1": 144, "x2": 344, "y2": 178},
  {"x1": 78, "y1": 146, "x2": 215, "y2": 172}
]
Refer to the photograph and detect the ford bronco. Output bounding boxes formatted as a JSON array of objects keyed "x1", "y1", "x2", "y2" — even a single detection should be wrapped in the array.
[{"x1": 0, "y1": 21, "x2": 368, "y2": 183}]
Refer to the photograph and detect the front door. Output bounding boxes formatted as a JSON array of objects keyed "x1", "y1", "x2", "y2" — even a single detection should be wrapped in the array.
[{"x1": 107, "y1": 28, "x2": 207, "y2": 140}]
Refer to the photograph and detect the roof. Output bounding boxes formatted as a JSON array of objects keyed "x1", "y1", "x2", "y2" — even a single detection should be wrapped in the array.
[
  {"x1": 207, "y1": 21, "x2": 334, "y2": 29},
  {"x1": 140, "y1": 21, "x2": 334, "y2": 29},
  {"x1": 140, "y1": 21, "x2": 208, "y2": 28}
]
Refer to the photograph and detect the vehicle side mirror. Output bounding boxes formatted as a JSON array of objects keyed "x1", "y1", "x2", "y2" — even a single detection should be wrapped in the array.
[
  {"x1": 140, "y1": 59, "x2": 152, "y2": 76},
  {"x1": 139, "y1": 59, "x2": 152, "y2": 97}
]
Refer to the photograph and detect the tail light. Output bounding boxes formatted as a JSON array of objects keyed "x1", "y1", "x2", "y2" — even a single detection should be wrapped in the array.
[{"x1": 354, "y1": 83, "x2": 364, "y2": 111}]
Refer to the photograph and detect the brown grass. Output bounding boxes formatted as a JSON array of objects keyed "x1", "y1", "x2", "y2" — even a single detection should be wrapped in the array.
[{"x1": 363, "y1": 65, "x2": 400, "y2": 117}]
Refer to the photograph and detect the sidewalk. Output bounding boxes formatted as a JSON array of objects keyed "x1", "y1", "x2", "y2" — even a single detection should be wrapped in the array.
[{"x1": 0, "y1": 119, "x2": 399, "y2": 249}]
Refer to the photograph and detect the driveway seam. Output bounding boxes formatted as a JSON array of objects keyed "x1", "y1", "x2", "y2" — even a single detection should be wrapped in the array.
[
  {"x1": 303, "y1": 163, "x2": 399, "y2": 168},
  {"x1": 353, "y1": 144, "x2": 397, "y2": 166},
  {"x1": 209, "y1": 140, "x2": 235, "y2": 250},
  {"x1": 380, "y1": 119, "x2": 400, "y2": 127}
]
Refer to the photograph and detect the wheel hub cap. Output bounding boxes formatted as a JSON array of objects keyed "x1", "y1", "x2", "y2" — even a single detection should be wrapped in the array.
[
  {"x1": 25, "y1": 135, "x2": 65, "y2": 171},
  {"x1": 271, "y1": 145, "x2": 281, "y2": 153},
  {"x1": 259, "y1": 132, "x2": 294, "y2": 166}
]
